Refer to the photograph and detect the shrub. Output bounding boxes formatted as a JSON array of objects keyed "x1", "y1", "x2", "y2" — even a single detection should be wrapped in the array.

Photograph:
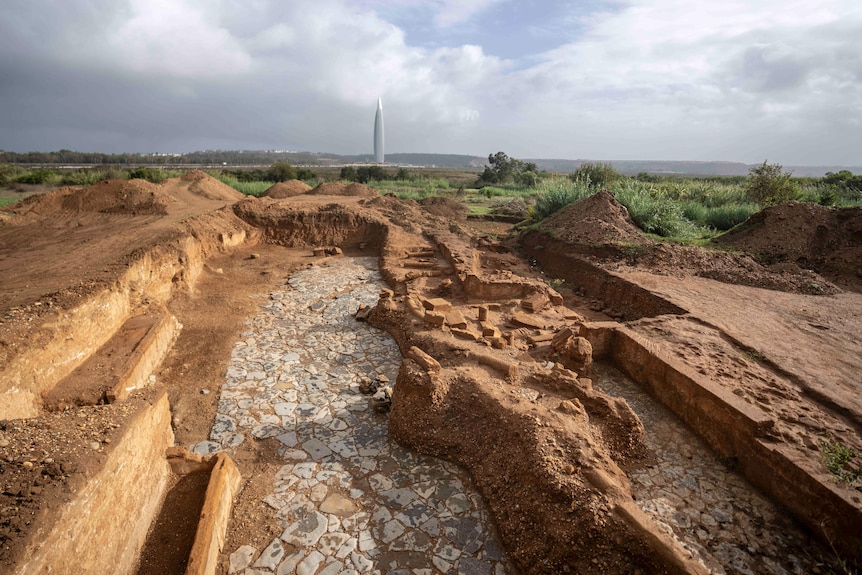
[
  {"x1": 16, "y1": 169, "x2": 60, "y2": 185},
  {"x1": 745, "y1": 161, "x2": 798, "y2": 206},
  {"x1": 0, "y1": 163, "x2": 28, "y2": 186},
  {"x1": 268, "y1": 161, "x2": 296, "y2": 182},
  {"x1": 127, "y1": 167, "x2": 177, "y2": 184},
  {"x1": 568, "y1": 162, "x2": 621, "y2": 189},
  {"x1": 60, "y1": 169, "x2": 112, "y2": 186}
]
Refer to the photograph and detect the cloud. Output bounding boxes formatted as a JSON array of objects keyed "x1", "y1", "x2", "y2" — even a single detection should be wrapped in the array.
[
  {"x1": 488, "y1": 0, "x2": 862, "y2": 162},
  {"x1": 352, "y1": 0, "x2": 508, "y2": 28},
  {"x1": 0, "y1": 0, "x2": 859, "y2": 164}
]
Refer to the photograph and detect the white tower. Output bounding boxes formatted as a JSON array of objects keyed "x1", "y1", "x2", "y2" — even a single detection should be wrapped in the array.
[{"x1": 373, "y1": 98, "x2": 384, "y2": 164}]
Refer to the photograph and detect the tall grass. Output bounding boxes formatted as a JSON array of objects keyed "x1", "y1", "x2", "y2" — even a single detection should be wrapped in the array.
[
  {"x1": 612, "y1": 180, "x2": 704, "y2": 239},
  {"x1": 212, "y1": 173, "x2": 271, "y2": 196},
  {"x1": 532, "y1": 178, "x2": 592, "y2": 220}
]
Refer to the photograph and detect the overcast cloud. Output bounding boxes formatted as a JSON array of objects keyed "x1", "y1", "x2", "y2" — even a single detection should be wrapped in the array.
[{"x1": 0, "y1": 0, "x2": 860, "y2": 164}]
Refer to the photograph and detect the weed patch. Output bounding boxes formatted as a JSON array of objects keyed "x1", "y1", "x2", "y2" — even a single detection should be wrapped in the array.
[{"x1": 820, "y1": 437, "x2": 862, "y2": 491}]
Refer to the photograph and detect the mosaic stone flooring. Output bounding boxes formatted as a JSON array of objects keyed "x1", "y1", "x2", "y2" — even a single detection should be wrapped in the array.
[
  {"x1": 192, "y1": 257, "x2": 513, "y2": 575},
  {"x1": 595, "y1": 364, "x2": 832, "y2": 575}
]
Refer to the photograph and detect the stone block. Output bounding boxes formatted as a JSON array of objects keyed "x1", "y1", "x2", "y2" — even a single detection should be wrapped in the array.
[
  {"x1": 444, "y1": 310, "x2": 467, "y2": 330},
  {"x1": 424, "y1": 311, "x2": 445, "y2": 327},
  {"x1": 520, "y1": 292, "x2": 549, "y2": 313},
  {"x1": 482, "y1": 326, "x2": 501, "y2": 339},
  {"x1": 422, "y1": 297, "x2": 452, "y2": 312},
  {"x1": 510, "y1": 312, "x2": 546, "y2": 330},
  {"x1": 451, "y1": 328, "x2": 480, "y2": 342}
]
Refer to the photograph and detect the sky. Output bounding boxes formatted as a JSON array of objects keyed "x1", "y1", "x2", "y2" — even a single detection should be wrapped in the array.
[{"x1": 0, "y1": 0, "x2": 860, "y2": 165}]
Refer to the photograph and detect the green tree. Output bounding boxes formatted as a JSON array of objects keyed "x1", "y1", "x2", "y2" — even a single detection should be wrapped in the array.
[
  {"x1": 340, "y1": 166, "x2": 357, "y2": 181},
  {"x1": 745, "y1": 161, "x2": 798, "y2": 206},
  {"x1": 268, "y1": 161, "x2": 297, "y2": 182},
  {"x1": 477, "y1": 152, "x2": 541, "y2": 187}
]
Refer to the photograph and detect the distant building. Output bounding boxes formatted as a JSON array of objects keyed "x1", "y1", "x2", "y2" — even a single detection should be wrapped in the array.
[{"x1": 373, "y1": 98, "x2": 384, "y2": 164}]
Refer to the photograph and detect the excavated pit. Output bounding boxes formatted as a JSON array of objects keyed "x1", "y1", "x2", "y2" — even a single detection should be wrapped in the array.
[{"x1": 1, "y1": 179, "x2": 861, "y2": 574}]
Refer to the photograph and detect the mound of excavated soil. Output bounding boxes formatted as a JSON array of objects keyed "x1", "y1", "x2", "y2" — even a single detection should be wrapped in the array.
[
  {"x1": 416, "y1": 196, "x2": 467, "y2": 220},
  {"x1": 307, "y1": 181, "x2": 377, "y2": 197},
  {"x1": 260, "y1": 180, "x2": 312, "y2": 198},
  {"x1": 714, "y1": 202, "x2": 862, "y2": 291},
  {"x1": 178, "y1": 171, "x2": 245, "y2": 202},
  {"x1": 488, "y1": 198, "x2": 530, "y2": 221},
  {"x1": 3, "y1": 180, "x2": 174, "y2": 218},
  {"x1": 626, "y1": 243, "x2": 841, "y2": 295},
  {"x1": 541, "y1": 190, "x2": 649, "y2": 245}
]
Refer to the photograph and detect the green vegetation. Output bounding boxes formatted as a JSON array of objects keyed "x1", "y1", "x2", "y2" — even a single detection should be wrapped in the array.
[
  {"x1": 127, "y1": 167, "x2": 181, "y2": 183},
  {"x1": 532, "y1": 178, "x2": 592, "y2": 221},
  {"x1": 567, "y1": 162, "x2": 622, "y2": 189},
  {"x1": 476, "y1": 152, "x2": 542, "y2": 188},
  {"x1": 745, "y1": 161, "x2": 798, "y2": 206},
  {"x1": 0, "y1": 195, "x2": 20, "y2": 208},
  {"x1": 820, "y1": 437, "x2": 862, "y2": 491},
  {"x1": 210, "y1": 174, "x2": 272, "y2": 196}
]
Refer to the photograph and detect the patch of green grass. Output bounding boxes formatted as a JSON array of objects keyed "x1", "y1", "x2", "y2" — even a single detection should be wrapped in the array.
[
  {"x1": 820, "y1": 437, "x2": 862, "y2": 491},
  {"x1": 212, "y1": 174, "x2": 271, "y2": 196},
  {"x1": 745, "y1": 350, "x2": 764, "y2": 361},
  {"x1": 0, "y1": 196, "x2": 20, "y2": 208},
  {"x1": 467, "y1": 204, "x2": 492, "y2": 216}
]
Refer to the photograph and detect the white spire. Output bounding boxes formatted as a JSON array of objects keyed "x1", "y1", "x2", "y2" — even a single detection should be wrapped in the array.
[{"x1": 373, "y1": 97, "x2": 384, "y2": 164}]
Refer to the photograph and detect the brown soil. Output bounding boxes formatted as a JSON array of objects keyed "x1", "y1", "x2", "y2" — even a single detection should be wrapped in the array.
[
  {"x1": 714, "y1": 201, "x2": 862, "y2": 291},
  {"x1": 307, "y1": 181, "x2": 378, "y2": 197},
  {"x1": 135, "y1": 470, "x2": 210, "y2": 575},
  {"x1": 416, "y1": 195, "x2": 468, "y2": 220},
  {"x1": 259, "y1": 179, "x2": 312, "y2": 198},
  {"x1": 488, "y1": 198, "x2": 530, "y2": 221},
  {"x1": 1, "y1": 178, "x2": 861, "y2": 574}
]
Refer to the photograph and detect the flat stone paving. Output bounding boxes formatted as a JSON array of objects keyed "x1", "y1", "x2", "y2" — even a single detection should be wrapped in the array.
[
  {"x1": 595, "y1": 364, "x2": 832, "y2": 575},
  {"x1": 193, "y1": 257, "x2": 513, "y2": 575}
]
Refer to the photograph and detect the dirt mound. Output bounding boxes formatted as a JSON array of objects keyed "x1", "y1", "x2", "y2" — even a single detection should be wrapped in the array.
[
  {"x1": 260, "y1": 180, "x2": 312, "y2": 198},
  {"x1": 416, "y1": 196, "x2": 467, "y2": 220},
  {"x1": 307, "y1": 181, "x2": 377, "y2": 197},
  {"x1": 541, "y1": 190, "x2": 649, "y2": 245},
  {"x1": 715, "y1": 202, "x2": 862, "y2": 290},
  {"x1": 488, "y1": 198, "x2": 530, "y2": 221},
  {"x1": 629, "y1": 243, "x2": 840, "y2": 295},
  {"x1": 176, "y1": 171, "x2": 245, "y2": 202},
  {"x1": 2, "y1": 179, "x2": 173, "y2": 218}
]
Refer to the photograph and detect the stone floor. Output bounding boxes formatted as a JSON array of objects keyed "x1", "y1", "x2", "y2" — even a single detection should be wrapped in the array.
[
  {"x1": 193, "y1": 257, "x2": 513, "y2": 575},
  {"x1": 594, "y1": 364, "x2": 833, "y2": 575}
]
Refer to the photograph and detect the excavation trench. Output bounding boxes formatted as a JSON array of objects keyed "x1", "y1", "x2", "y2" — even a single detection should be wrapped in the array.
[
  {"x1": 195, "y1": 256, "x2": 514, "y2": 574},
  {"x1": 4, "y1": 185, "x2": 861, "y2": 574},
  {"x1": 593, "y1": 363, "x2": 831, "y2": 574}
]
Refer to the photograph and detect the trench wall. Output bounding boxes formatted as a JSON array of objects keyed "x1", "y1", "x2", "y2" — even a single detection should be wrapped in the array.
[
  {"x1": 11, "y1": 390, "x2": 174, "y2": 575},
  {"x1": 233, "y1": 207, "x2": 387, "y2": 252},
  {"x1": 0, "y1": 213, "x2": 255, "y2": 420},
  {"x1": 520, "y1": 230, "x2": 686, "y2": 320}
]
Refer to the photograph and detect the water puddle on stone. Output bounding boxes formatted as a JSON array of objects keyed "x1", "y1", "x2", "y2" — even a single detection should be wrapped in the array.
[
  {"x1": 197, "y1": 257, "x2": 513, "y2": 575},
  {"x1": 594, "y1": 363, "x2": 833, "y2": 575}
]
